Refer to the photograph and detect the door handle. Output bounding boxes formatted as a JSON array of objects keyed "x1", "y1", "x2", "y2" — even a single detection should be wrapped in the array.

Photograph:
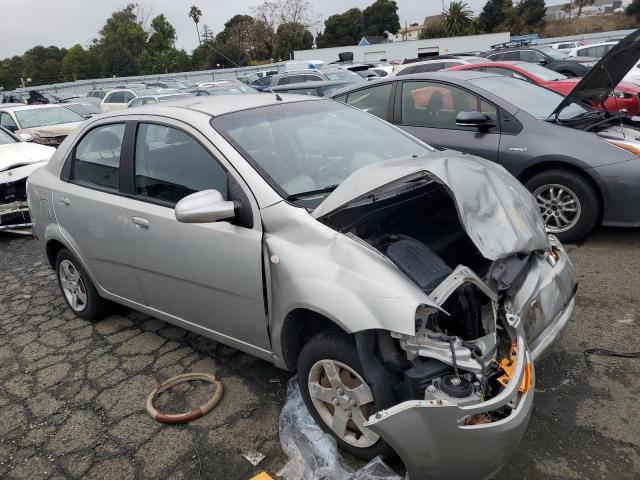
[
  {"x1": 58, "y1": 196, "x2": 70, "y2": 207},
  {"x1": 131, "y1": 216, "x2": 150, "y2": 230}
]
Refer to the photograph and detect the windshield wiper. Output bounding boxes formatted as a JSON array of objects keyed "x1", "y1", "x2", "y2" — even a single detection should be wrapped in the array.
[{"x1": 286, "y1": 184, "x2": 339, "y2": 201}]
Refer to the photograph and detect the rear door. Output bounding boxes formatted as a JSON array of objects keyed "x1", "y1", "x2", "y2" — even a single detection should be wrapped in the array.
[
  {"x1": 55, "y1": 121, "x2": 144, "y2": 302},
  {"x1": 393, "y1": 80, "x2": 500, "y2": 161}
]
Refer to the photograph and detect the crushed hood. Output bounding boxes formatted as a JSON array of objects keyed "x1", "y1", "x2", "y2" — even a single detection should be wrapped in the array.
[
  {"x1": 551, "y1": 30, "x2": 640, "y2": 118},
  {"x1": 312, "y1": 152, "x2": 550, "y2": 260},
  {"x1": 0, "y1": 142, "x2": 55, "y2": 172}
]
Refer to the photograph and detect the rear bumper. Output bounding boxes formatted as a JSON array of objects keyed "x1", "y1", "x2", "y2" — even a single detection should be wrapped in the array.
[{"x1": 366, "y1": 336, "x2": 533, "y2": 480}]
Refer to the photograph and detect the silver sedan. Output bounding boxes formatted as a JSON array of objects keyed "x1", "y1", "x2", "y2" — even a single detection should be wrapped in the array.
[{"x1": 27, "y1": 95, "x2": 576, "y2": 479}]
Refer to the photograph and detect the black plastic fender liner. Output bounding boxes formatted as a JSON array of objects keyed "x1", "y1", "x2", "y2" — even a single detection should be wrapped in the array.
[{"x1": 354, "y1": 330, "x2": 401, "y2": 410}]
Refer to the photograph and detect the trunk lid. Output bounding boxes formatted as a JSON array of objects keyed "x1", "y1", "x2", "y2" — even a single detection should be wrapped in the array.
[
  {"x1": 550, "y1": 30, "x2": 640, "y2": 118},
  {"x1": 312, "y1": 152, "x2": 550, "y2": 260}
]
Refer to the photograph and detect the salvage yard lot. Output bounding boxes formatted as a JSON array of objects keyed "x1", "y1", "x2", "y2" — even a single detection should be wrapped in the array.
[{"x1": 1, "y1": 229, "x2": 639, "y2": 480}]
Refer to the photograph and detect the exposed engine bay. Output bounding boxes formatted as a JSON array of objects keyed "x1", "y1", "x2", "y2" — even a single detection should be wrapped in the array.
[{"x1": 321, "y1": 179, "x2": 539, "y2": 423}]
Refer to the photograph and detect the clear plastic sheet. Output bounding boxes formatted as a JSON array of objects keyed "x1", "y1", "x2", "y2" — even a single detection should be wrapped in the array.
[{"x1": 277, "y1": 379, "x2": 403, "y2": 480}]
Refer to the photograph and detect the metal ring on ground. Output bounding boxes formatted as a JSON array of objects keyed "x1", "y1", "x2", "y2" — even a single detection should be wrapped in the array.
[{"x1": 146, "y1": 373, "x2": 224, "y2": 424}]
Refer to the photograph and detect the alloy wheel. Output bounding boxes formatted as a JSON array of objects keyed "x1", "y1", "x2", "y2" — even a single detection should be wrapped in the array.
[
  {"x1": 59, "y1": 259, "x2": 88, "y2": 312},
  {"x1": 307, "y1": 359, "x2": 379, "y2": 448},
  {"x1": 533, "y1": 183, "x2": 582, "y2": 234}
]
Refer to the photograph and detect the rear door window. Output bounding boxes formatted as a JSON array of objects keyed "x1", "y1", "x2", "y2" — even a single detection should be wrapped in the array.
[
  {"x1": 71, "y1": 123, "x2": 126, "y2": 191},
  {"x1": 344, "y1": 83, "x2": 394, "y2": 121}
]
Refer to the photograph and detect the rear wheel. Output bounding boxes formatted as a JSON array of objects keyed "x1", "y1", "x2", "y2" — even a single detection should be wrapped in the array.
[
  {"x1": 55, "y1": 248, "x2": 109, "y2": 321},
  {"x1": 525, "y1": 169, "x2": 599, "y2": 243},
  {"x1": 297, "y1": 331, "x2": 394, "y2": 460}
]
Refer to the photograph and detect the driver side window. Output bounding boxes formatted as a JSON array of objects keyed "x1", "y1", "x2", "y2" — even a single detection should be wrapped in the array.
[
  {"x1": 134, "y1": 123, "x2": 228, "y2": 205},
  {"x1": 401, "y1": 81, "x2": 492, "y2": 129}
]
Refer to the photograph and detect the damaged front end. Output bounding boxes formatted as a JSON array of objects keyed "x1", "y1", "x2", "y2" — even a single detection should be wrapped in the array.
[
  {"x1": 314, "y1": 155, "x2": 576, "y2": 479},
  {"x1": 0, "y1": 163, "x2": 39, "y2": 230}
]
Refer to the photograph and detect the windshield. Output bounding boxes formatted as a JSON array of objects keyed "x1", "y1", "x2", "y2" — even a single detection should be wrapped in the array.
[
  {"x1": 470, "y1": 76, "x2": 588, "y2": 119},
  {"x1": 15, "y1": 107, "x2": 84, "y2": 129},
  {"x1": 64, "y1": 103, "x2": 101, "y2": 115},
  {"x1": 0, "y1": 128, "x2": 17, "y2": 144},
  {"x1": 517, "y1": 63, "x2": 568, "y2": 81},
  {"x1": 538, "y1": 46, "x2": 568, "y2": 61},
  {"x1": 324, "y1": 70, "x2": 366, "y2": 83},
  {"x1": 213, "y1": 100, "x2": 430, "y2": 203}
]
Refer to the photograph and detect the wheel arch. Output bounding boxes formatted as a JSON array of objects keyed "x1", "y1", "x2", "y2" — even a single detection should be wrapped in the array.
[
  {"x1": 280, "y1": 308, "x2": 350, "y2": 371},
  {"x1": 517, "y1": 160, "x2": 604, "y2": 224},
  {"x1": 45, "y1": 238, "x2": 67, "y2": 269}
]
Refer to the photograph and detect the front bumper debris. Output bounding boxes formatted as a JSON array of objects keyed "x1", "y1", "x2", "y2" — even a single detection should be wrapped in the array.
[
  {"x1": 365, "y1": 336, "x2": 533, "y2": 480},
  {"x1": 0, "y1": 201, "x2": 31, "y2": 230}
]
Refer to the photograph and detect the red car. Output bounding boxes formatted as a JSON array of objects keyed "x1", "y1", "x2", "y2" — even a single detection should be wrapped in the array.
[{"x1": 448, "y1": 61, "x2": 640, "y2": 116}]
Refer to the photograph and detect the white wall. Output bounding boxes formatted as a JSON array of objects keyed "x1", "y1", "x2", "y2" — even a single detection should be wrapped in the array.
[{"x1": 294, "y1": 32, "x2": 511, "y2": 64}]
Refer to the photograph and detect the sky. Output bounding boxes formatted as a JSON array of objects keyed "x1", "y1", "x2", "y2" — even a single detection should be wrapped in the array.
[{"x1": 0, "y1": 0, "x2": 566, "y2": 59}]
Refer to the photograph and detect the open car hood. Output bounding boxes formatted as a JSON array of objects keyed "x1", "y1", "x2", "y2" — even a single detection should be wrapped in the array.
[
  {"x1": 312, "y1": 152, "x2": 549, "y2": 260},
  {"x1": 550, "y1": 30, "x2": 640, "y2": 118},
  {"x1": 0, "y1": 142, "x2": 55, "y2": 171}
]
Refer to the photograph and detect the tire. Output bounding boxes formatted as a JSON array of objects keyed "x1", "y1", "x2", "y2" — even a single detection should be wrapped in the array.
[
  {"x1": 55, "y1": 248, "x2": 109, "y2": 321},
  {"x1": 297, "y1": 330, "x2": 395, "y2": 461},
  {"x1": 525, "y1": 169, "x2": 600, "y2": 243}
]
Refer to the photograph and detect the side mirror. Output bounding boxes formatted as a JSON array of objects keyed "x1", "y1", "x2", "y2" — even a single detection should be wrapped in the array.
[
  {"x1": 456, "y1": 111, "x2": 495, "y2": 129},
  {"x1": 5, "y1": 125, "x2": 17, "y2": 133},
  {"x1": 18, "y1": 132, "x2": 35, "y2": 142},
  {"x1": 538, "y1": 59, "x2": 547, "y2": 66},
  {"x1": 175, "y1": 189, "x2": 235, "y2": 224}
]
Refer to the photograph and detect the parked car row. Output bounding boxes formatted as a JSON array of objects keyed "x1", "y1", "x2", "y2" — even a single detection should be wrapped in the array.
[
  {"x1": 327, "y1": 30, "x2": 640, "y2": 241},
  {"x1": 6, "y1": 29, "x2": 638, "y2": 480}
]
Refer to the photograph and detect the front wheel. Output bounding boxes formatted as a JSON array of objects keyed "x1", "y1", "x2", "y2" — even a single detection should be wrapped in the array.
[
  {"x1": 525, "y1": 169, "x2": 599, "y2": 243},
  {"x1": 297, "y1": 331, "x2": 394, "y2": 460}
]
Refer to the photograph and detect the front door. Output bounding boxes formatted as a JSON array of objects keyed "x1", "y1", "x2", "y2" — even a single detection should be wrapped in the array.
[
  {"x1": 395, "y1": 80, "x2": 501, "y2": 161},
  {"x1": 120, "y1": 121, "x2": 270, "y2": 351}
]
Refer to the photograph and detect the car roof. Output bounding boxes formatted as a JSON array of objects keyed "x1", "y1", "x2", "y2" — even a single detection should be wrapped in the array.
[
  {"x1": 98, "y1": 93, "x2": 320, "y2": 119},
  {"x1": 575, "y1": 41, "x2": 618, "y2": 48}
]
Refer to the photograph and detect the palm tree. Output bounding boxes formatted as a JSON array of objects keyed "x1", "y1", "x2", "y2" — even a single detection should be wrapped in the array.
[
  {"x1": 443, "y1": 1, "x2": 474, "y2": 37},
  {"x1": 189, "y1": 6, "x2": 203, "y2": 46}
]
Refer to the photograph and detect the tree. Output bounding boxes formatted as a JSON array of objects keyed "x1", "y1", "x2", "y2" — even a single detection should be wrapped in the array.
[
  {"x1": 561, "y1": 1, "x2": 574, "y2": 20},
  {"x1": 517, "y1": 0, "x2": 546, "y2": 32},
  {"x1": 94, "y1": 4, "x2": 147, "y2": 76},
  {"x1": 251, "y1": 0, "x2": 318, "y2": 57},
  {"x1": 361, "y1": 0, "x2": 401, "y2": 38},
  {"x1": 189, "y1": 6, "x2": 203, "y2": 46},
  {"x1": 627, "y1": 0, "x2": 640, "y2": 22},
  {"x1": 61, "y1": 45, "x2": 98, "y2": 81},
  {"x1": 479, "y1": 0, "x2": 509, "y2": 32},
  {"x1": 576, "y1": 0, "x2": 595, "y2": 17},
  {"x1": 418, "y1": 21, "x2": 449, "y2": 39},
  {"x1": 274, "y1": 22, "x2": 313, "y2": 60},
  {"x1": 442, "y1": 1, "x2": 474, "y2": 36},
  {"x1": 0, "y1": 56, "x2": 25, "y2": 91},
  {"x1": 21, "y1": 46, "x2": 67, "y2": 85},
  {"x1": 315, "y1": 8, "x2": 363, "y2": 48},
  {"x1": 147, "y1": 14, "x2": 177, "y2": 53}
]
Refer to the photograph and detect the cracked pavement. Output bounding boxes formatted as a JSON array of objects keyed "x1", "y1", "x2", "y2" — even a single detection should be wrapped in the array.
[{"x1": 1, "y1": 229, "x2": 639, "y2": 480}]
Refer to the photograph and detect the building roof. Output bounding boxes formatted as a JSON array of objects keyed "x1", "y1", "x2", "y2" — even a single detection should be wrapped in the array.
[{"x1": 359, "y1": 36, "x2": 389, "y2": 46}]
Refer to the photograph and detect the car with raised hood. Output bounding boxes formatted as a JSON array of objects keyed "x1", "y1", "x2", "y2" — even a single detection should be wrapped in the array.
[
  {"x1": 0, "y1": 126, "x2": 55, "y2": 230},
  {"x1": 330, "y1": 30, "x2": 640, "y2": 242},
  {"x1": 481, "y1": 41, "x2": 598, "y2": 77},
  {"x1": 0, "y1": 104, "x2": 85, "y2": 147},
  {"x1": 447, "y1": 60, "x2": 640, "y2": 116},
  {"x1": 27, "y1": 94, "x2": 576, "y2": 479}
]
